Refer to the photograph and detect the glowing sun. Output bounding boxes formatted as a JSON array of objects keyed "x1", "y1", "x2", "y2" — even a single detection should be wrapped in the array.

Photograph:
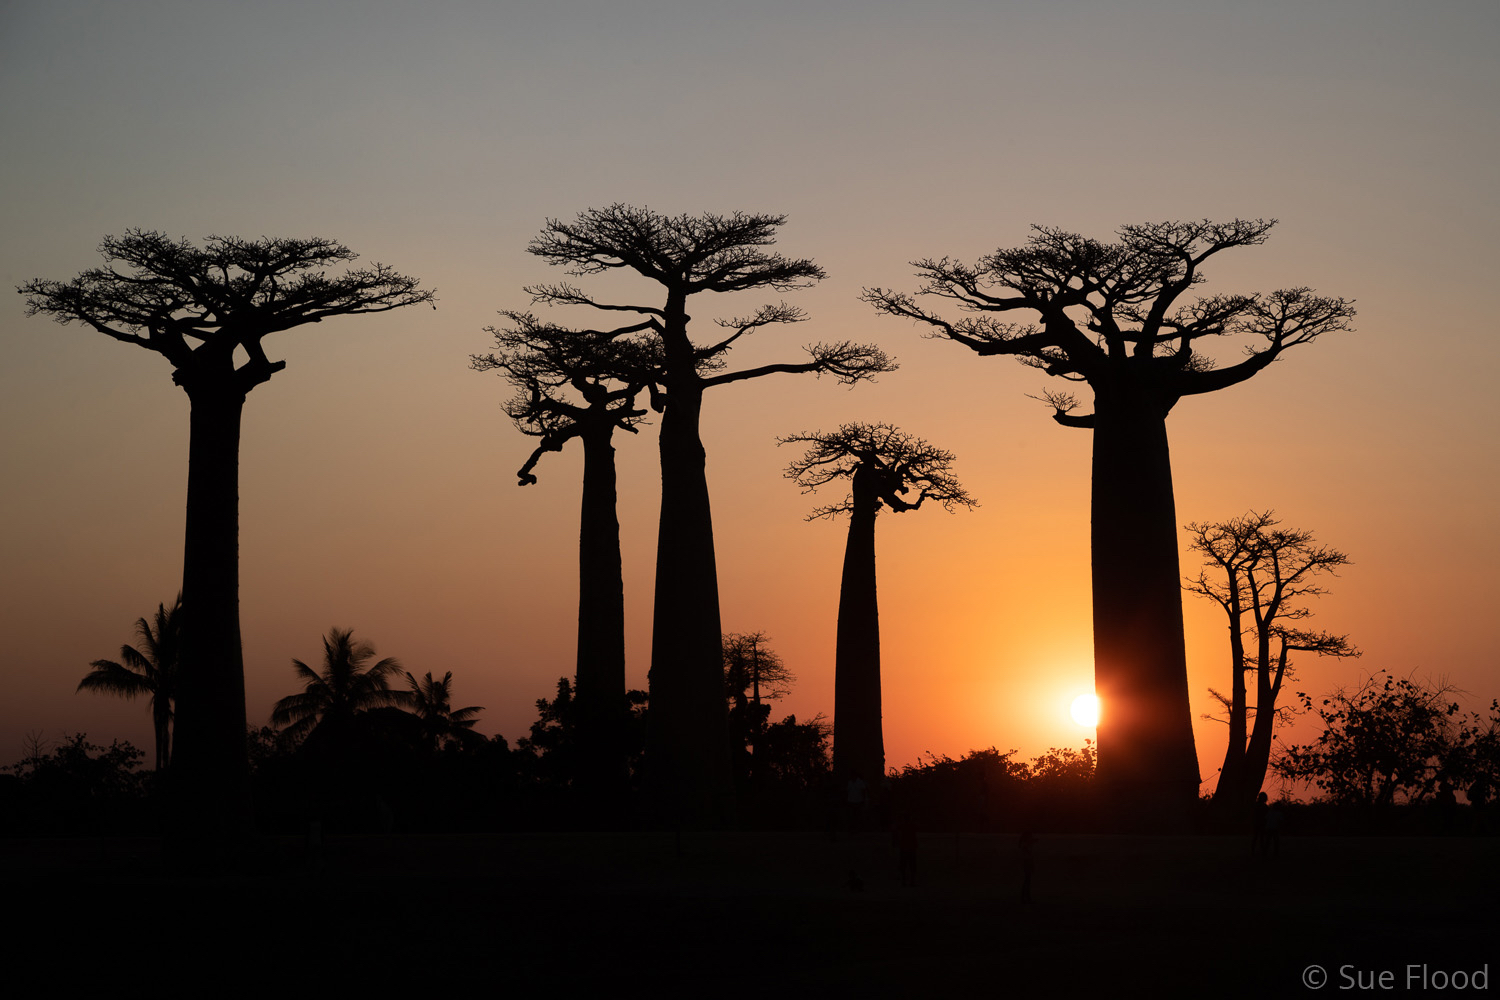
[{"x1": 1070, "y1": 693, "x2": 1100, "y2": 728}]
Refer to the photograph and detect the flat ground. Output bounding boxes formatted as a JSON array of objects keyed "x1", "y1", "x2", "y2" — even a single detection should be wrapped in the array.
[{"x1": 5, "y1": 832, "x2": 1495, "y2": 997}]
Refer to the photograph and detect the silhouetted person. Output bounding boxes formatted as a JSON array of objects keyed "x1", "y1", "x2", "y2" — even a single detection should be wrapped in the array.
[
  {"x1": 847, "y1": 868, "x2": 865, "y2": 892},
  {"x1": 1251, "y1": 791, "x2": 1270, "y2": 856},
  {"x1": 1436, "y1": 780, "x2": 1458, "y2": 834},
  {"x1": 895, "y1": 813, "x2": 919, "y2": 886},
  {"x1": 1468, "y1": 776, "x2": 1491, "y2": 834},
  {"x1": 846, "y1": 771, "x2": 870, "y2": 833},
  {"x1": 1019, "y1": 830, "x2": 1036, "y2": 903},
  {"x1": 1263, "y1": 799, "x2": 1284, "y2": 858}
]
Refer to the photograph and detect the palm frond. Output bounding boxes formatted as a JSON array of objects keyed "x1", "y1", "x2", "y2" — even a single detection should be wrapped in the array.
[{"x1": 77, "y1": 660, "x2": 152, "y2": 697}]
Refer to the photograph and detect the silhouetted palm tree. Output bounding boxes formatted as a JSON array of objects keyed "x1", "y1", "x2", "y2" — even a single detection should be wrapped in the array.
[
  {"x1": 78, "y1": 595, "x2": 182, "y2": 771},
  {"x1": 404, "y1": 670, "x2": 485, "y2": 751},
  {"x1": 270, "y1": 628, "x2": 409, "y2": 740}
]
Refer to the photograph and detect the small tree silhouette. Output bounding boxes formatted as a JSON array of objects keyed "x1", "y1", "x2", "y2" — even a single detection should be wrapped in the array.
[
  {"x1": 472, "y1": 314, "x2": 656, "y2": 794},
  {"x1": 781, "y1": 423, "x2": 975, "y2": 786},
  {"x1": 77, "y1": 595, "x2": 182, "y2": 771},
  {"x1": 22, "y1": 232, "x2": 434, "y2": 831},
  {"x1": 526, "y1": 205, "x2": 894, "y2": 823},
  {"x1": 270, "y1": 628, "x2": 410, "y2": 741},
  {"x1": 1185, "y1": 511, "x2": 1359, "y2": 809},
  {"x1": 1276, "y1": 671, "x2": 1464, "y2": 806},
  {"x1": 403, "y1": 670, "x2": 485, "y2": 752},
  {"x1": 865, "y1": 220, "x2": 1353, "y2": 805},
  {"x1": 722, "y1": 631, "x2": 794, "y2": 787}
]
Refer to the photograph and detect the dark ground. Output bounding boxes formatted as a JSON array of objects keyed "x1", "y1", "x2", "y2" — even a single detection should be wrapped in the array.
[{"x1": 5, "y1": 832, "x2": 1495, "y2": 997}]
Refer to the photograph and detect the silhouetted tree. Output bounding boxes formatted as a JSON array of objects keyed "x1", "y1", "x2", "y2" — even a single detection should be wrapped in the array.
[
  {"x1": 1185, "y1": 511, "x2": 1358, "y2": 810},
  {"x1": 21, "y1": 232, "x2": 434, "y2": 833},
  {"x1": 517, "y1": 677, "x2": 649, "y2": 799},
  {"x1": 78, "y1": 595, "x2": 182, "y2": 771},
  {"x1": 865, "y1": 220, "x2": 1354, "y2": 805},
  {"x1": 722, "y1": 631, "x2": 794, "y2": 786},
  {"x1": 781, "y1": 423, "x2": 975, "y2": 786},
  {"x1": 472, "y1": 315, "x2": 656, "y2": 794},
  {"x1": 526, "y1": 205, "x2": 894, "y2": 823},
  {"x1": 1276, "y1": 671, "x2": 1464, "y2": 806},
  {"x1": 403, "y1": 671, "x2": 486, "y2": 752},
  {"x1": 270, "y1": 628, "x2": 410, "y2": 741}
]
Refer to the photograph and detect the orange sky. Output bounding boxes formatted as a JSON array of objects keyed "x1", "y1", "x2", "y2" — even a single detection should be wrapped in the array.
[{"x1": 2, "y1": 2, "x2": 1497, "y2": 792}]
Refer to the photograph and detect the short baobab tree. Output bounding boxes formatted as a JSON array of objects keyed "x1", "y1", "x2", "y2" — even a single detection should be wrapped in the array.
[
  {"x1": 22, "y1": 231, "x2": 434, "y2": 832},
  {"x1": 781, "y1": 423, "x2": 976, "y2": 787},
  {"x1": 865, "y1": 220, "x2": 1353, "y2": 805},
  {"x1": 526, "y1": 205, "x2": 894, "y2": 823},
  {"x1": 472, "y1": 313, "x2": 656, "y2": 795},
  {"x1": 1185, "y1": 511, "x2": 1358, "y2": 810}
]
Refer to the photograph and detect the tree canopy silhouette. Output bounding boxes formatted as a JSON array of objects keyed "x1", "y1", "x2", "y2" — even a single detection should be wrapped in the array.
[
  {"x1": 271, "y1": 627, "x2": 410, "y2": 741},
  {"x1": 526, "y1": 205, "x2": 894, "y2": 824},
  {"x1": 782, "y1": 423, "x2": 975, "y2": 786},
  {"x1": 403, "y1": 670, "x2": 485, "y2": 752},
  {"x1": 21, "y1": 232, "x2": 434, "y2": 835},
  {"x1": 1276, "y1": 671, "x2": 1464, "y2": 807},
  {"x1": 722, "y1": 631, "x2": 793, "y2": 787},
  {"x1": 77, "y1": 595, "x2": 182, "y2": 772},
  {"x1": 865, "y1": 220, "x2": 1354, "y2": 806},
  {"x1": 472, "y1": 313, "x2": 656, "y2": 796},
  {"x1": 1185, "y1": 511, "x2": 1358, "y2": 810}
]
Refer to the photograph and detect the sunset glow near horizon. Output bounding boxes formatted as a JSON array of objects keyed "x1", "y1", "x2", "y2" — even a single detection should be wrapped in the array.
[{"x1": 2, "y1": 2, "x2": 1498, "y2": 793}]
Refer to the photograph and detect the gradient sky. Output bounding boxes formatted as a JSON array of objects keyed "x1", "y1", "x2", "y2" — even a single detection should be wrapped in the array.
[{"x1": 3, "y1": 1, "x2": 1497, "y2": 791}]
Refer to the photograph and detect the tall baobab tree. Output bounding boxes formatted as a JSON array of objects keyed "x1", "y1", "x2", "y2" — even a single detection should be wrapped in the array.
[
  {"x1": 1185, "y1": 511, "x2": 1358, "y2": 810},
  {"x1": 78, "y1": 595, "x2": 182, "y2": 772},
  {"x1": 22, "y1": 232, "x2": 435, "y2": 833},
  {"x1": 472, "y1": 313, "x2": 656, "y2": 794},
  {"x1": 525, "y1": 205, "x2": 894, "y2": 823},
  {"x1": 781, "y1": 423, "x2": 975, "y2": 788},
  {"x1": 865, "y1": 220, "x2": 1353, "y2": 806}
]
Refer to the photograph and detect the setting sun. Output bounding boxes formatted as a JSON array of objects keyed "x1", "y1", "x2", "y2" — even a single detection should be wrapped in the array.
[{"x1": 1070, "y1": 694, "x2": 1100, "y2": 728}]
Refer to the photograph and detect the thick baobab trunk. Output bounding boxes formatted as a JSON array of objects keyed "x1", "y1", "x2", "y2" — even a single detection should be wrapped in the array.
[
  {"x1": 169, "y1": 378, "x2": 252, "y2": 835},
  {"x1": 575, "y1": 425, "x2": 628, "y2": 797},
  {"x1": 1089, "y1": 382, "x2": 1200, "y2": 809},
  {"x1": 646, "y1": 380, "x2": 734, "y2": 825},
  {"x1": 833, "y1": 467, "x2": 884, "y2": 788}
]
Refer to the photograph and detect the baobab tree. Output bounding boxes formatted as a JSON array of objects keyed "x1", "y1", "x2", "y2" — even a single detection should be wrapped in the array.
[
  {"x1": 526, "y1": 205, "x2": 894, "y2": 823},
  {"x1": 865, "y1": 220, "x2": 1354, "y2": 805},
  {"x1": 472, "y1": 313, "x2": 656, "y2": 795},
  {"x1": 21, "y1": 231, "x2": 434, "y2": 833},
  {"x1": 1185, "y1": 511, "x2": 1358, "y2": 810},
  {"x1": 781, "y1": 423, "x2": 975, "y2": 788}
]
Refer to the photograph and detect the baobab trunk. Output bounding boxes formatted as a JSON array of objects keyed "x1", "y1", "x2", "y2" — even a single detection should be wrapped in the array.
[
  {"x1": 833, "y1": 466, "x2": 884, "y2": 787},
  {"x1": 1213, "y1": 603, "x2": 1250, "y2": 808},
  {"x1": 1240, "y1": 643, "x2": 1289, "y2": 805},
  {"x1": 576, "y1": 425, "x2": 628, "y2": 796},
  {"x1": 646, "y1": 380, "x2": 734, "y2": 824},
  {"x1": 1089, "y1": 381, "x2": 1200, "y2": 808},
  {"x1": 169, "y1": 373, "x2": 252, "y2": 834}
]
